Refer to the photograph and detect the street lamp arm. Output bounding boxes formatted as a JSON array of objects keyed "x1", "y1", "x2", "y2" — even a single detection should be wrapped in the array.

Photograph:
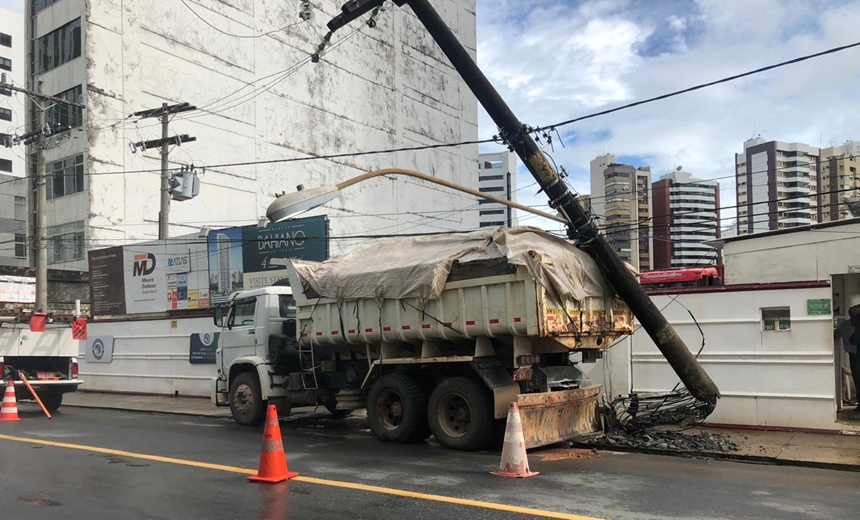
[{"x1": 336, "y1": 168, "x2": 567, "y2": 224}]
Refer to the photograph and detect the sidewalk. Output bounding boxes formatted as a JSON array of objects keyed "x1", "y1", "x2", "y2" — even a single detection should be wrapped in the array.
[
  {"x1": 62, "y1": 391, "x2": 860, "y2": 471},
  {"x1": 572, "y1": 426, "x2": 860, "y2": 472}
]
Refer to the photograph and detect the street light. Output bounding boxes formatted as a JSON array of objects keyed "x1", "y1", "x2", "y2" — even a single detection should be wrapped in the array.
[{"x1": 266, "y1": 168, "x2": 567, "y2": 224}]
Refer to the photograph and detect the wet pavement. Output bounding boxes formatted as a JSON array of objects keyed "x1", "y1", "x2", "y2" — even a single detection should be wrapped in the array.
[{"x1": 1, "y1": 404, "x2": 859, "y2": 520}]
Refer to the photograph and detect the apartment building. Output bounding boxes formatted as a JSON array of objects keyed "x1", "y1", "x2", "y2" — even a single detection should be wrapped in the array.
[
  {"x1": 477, "y1": 151, "x2": 517, "y2": 227},
  {"x1": 652, "y1": 170, "x2": 720, "y2": 269}
]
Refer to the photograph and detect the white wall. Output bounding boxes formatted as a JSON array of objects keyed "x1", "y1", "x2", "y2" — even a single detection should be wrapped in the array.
[
  {"x1": 80, "y1": 317, "x2": 218, "y2": 396},
  {"x1": 72, "y1": 0, "x2": 479, "y2": 268},
  {"x1": 724, "y1": 220, "x2": 860, "y2": 284},
  {"x1": 586, "y1": 286, "x2": 839, "y2": 430}
]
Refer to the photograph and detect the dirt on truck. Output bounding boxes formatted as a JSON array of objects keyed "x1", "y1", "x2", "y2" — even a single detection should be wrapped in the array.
[{"x1": 213, "y1": 226, "x2": 634, "y2": 450}]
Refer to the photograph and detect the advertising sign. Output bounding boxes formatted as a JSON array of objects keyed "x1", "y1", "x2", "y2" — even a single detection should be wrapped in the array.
[
  {"x1": 86, "y1": 336, "x2": 114, "y2": 363},
  {"x1": 189, "y1": 332, "x2": 219, "y2": 364},
  {"x1": 88, "y1": 247, "x2": 127, "y2": 315},
  {"x1": 123, "y1": 250, "x2": 164, "y2": 314}
]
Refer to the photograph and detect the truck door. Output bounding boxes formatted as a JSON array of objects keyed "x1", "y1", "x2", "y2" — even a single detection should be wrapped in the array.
[{"x1": 220, "y1": 297, "x2": 259, "y2": 372}]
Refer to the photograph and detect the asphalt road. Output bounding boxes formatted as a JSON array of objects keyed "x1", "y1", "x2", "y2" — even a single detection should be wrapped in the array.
[{"x1": 1, "y1": 405, "x2": 858, "y2": 520}]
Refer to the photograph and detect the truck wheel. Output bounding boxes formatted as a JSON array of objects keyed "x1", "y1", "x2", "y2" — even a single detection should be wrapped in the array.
[
  {"x1": 229, "y1": 372, "x2": 266, "y2": 426},
  {"x1": 428, "y1": 377, "x2": 493, "y2": 451},
  {"x1": 367, "y1": 374, "x2": 430, "y2": 443},
  {"x1": 39, "y1": 393, "x2": 63, "y2": 412}
]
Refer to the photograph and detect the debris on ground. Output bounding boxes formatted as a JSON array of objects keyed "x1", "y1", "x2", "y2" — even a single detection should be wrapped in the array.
[
  {"x1": 575, "y1": 430, "x2": 740, "y2": 453},
  {"x1": 540, "y1": 448, "x2": 601, "y2": 462}
]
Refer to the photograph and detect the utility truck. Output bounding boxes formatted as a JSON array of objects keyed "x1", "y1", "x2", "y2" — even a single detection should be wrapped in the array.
[
  {"x1": 0, "y1": 315, "x2": 82, "y2": 411},
  {"x1": 212, "y1": 227, "x2": 634, "y2": 450}
]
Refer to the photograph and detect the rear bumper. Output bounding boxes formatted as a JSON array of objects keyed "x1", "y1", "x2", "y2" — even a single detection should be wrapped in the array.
[
  {"x1": 9, "y1": 379, "x2": 83, "y2": 398},
  {"x1": 517, "y1": 385, "x2": 603, "y2": 449}
]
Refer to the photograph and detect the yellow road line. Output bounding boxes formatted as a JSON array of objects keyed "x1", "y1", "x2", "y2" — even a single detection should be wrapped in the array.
[{"x1": 0, "y1": 433, "x2": 603, "y2": 520}]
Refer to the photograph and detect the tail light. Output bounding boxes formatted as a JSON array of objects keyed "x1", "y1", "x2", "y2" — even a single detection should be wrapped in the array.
[
  {"x1": 71, "y1": 359, "x2": 79, "y2": 380},
  {"x1": 0, "y1": 361, "x2": 5, "y2": 380}
]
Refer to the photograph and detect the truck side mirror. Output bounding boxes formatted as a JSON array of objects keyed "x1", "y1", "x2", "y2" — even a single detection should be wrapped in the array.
[{"x1": 212, "y1": 306, "x2": 225, "y2": 328}]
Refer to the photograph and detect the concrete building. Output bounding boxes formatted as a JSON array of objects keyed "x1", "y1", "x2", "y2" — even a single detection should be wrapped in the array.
[
  {"x1": 1, "y1": 7, "x2": 25, "y2": 180},
  {"x1": 651, "y1": 170, "x2": 720, "y2": 269},
  {"x1": 590, "y1": 154, "x2": 653, "y2": 270},
  {"x1": 477, "y1": 151, "x2": 516, "y2": 227},
  {"x1": 0, "y1": 173, "x2": 29, "y2": 267},
  {"x1": 819, "y1": 144, "x2": 860, "y2": 223},
  {"x1": 21, "y1": 0, "x2": 479, "y2": 271}
]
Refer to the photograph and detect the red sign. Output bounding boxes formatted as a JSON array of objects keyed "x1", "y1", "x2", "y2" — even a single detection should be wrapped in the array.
[{"x1": 71, "y1": 318, "x2": 88, "y2": 340}]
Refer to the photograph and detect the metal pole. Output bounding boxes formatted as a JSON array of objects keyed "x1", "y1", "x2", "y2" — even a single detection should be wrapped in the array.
[
  {"x1": 404, "y1": 0, "x2": 719, "y2": 402},
  {"x1": 35, "y1": 81, "x2": 47, "y2": 312},
  {"x1": 159, "y1": 102, "x2": 170, "y2": 240}
]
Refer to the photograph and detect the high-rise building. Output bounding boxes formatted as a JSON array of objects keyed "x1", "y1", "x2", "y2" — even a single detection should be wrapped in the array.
[
  {"x1": 17, "y1": 0, "x2": 479, "y2": 270},
  {"x1": 0, "y1": 7, "x2": 24, "y2": 179},
  {"x1": 735, "y1": 137, "x2": 820, "y2": 234},
  {"x1": 735, "y1": 138, "x2": 860, "y2": 234},
  {"x1": 590, "y1": 154, "x2": 653, "y2": 270},
  {"x1": 216, "y1": 233, "x2": 231, "y2": 295},
  {"x1": 477, "y1": 151, "x2": 517, "y2": 227},
  {"x1": 820, "y1": 143, "x2": 860, "y2": 223},
  {"x1": 652, "y1": 170, "x2": 720, "y2": 269}
]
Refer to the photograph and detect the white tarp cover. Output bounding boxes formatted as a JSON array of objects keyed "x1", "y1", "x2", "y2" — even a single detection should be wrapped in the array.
[{"x1": 293, "y1": 227, "x2": 610, "y2": 304}]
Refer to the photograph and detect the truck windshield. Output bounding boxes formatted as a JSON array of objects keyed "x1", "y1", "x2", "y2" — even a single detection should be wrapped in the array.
[{"x1": 279, "y1": 295, "x2": 296, "y2": 318}]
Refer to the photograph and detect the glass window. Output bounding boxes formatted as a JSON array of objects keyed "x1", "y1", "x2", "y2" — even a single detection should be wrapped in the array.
[
  {"x1": 278, "y1": 296, "x2": 296, "y2": 318},
  {"x1": 479, "y1": 209, "x2": 504, "y2": 216},
  {"x1": 47, "y1": 154, "x2": 84, "y2": 199},
  {"x1": 46, "y1": 85, "x2": 83, "y2": 130},
  {"x1": 0, "y1": 158, "x2": 11, "y2": 173},
  {"x1": 230, "y1": 299, "x2": 256, "y2": 327},
  {"x1": 14, "y1": 196, "x2": 25, "y2": 221},
  {"x1": 14, "y1": 234, "x2": 26, "y2": 258},
  {"x1": 762, "y1": 307, "x2": 791, "y2": 332},
  {"x1": 0, "y1": 108, "x2": 11, "y2": 121},
  {"x1": 33, "y1": 18, "x2": 81, "y2": 74},
  {"x1": 0, "y1": 57, "x2": 10, "y2": 71},
  {"x1": 479, "y1": 175, "x2": 504, "y2": 181},
  {"x1": 0, "y1": 33, "x2": 10, "y2": 48},
  {"x1": 479, "y1": 186, "x2": 504, "y2": 193},
  {"x1": 47, "y1": 221, "x2": 85, "y2": 264},
  {"x1": 33, "y1": 0, "x2": 63, "y2": 14}
]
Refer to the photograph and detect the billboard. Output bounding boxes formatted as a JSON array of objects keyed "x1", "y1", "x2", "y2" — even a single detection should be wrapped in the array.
[
  {"x1": 88, "y1": 247, "x2": 127, "y2": 315},
  {"x1": 208, "y1": 216, "x2": 328, "y2": 303}
]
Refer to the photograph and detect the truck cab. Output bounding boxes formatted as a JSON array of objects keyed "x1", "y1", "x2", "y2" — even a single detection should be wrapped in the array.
[{"x1": 212, "y1": 287, "x2": 304, "y2": 425}]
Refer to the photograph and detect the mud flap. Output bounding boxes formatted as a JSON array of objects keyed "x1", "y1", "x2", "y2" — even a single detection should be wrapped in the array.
[{"x1": 517, "y1": 385, "x2": 603, "y2": 449}]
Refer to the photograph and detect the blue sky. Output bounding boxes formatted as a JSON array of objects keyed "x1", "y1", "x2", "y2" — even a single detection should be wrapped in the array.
[{"x1": 474, "y1": 0, "x2": 860, "y2": 230}]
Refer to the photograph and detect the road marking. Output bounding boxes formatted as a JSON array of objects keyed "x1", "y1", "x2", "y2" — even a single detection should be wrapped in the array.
[{"x1": 0, "y1": 433, "x2": 603, "y2": 520}]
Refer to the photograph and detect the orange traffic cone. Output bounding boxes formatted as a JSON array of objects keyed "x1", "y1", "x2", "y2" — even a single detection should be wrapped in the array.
[
  {"x1": 248, "y1": 404, "x2": 298, "y2": 483},
  {"x1": 0, "y1": 380, "x2": 21, "y2": 422},
  {"x1": 490, "y1": 402, "x2": 538, "y2": 478}
]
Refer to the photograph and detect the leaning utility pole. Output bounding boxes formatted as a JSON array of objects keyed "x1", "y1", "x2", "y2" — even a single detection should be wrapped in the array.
[
  {"x1": 0, "y1": 76, "x2": 85, "y2": 312},
  {"x1": 324, "y1": 0, "x2": 720, "y2": 404},
  {"x1": 131, "y1": 102, "x2": 197, "y2": 239}
]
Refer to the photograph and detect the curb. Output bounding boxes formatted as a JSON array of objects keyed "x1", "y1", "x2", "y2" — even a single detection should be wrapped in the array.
[
  {"x1": 61, "y1": 402, "x2": 232, "y2": 419},
  {"x1": 569, "y1": 441, "x2": 860, "y2": 473}
]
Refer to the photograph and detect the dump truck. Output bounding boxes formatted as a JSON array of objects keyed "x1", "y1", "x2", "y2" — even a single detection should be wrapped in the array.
[
  {"x1": 0, "y1": 314, "x2": 83, "y2": 411},
  {"x1": 212, "y1": 227, "x2": 634, "y2": 450}
]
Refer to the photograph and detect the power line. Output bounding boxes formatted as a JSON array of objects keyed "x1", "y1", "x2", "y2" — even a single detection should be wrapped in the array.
[{"x1": 179, "y1": 0, "x2": 306, "y2": 39}]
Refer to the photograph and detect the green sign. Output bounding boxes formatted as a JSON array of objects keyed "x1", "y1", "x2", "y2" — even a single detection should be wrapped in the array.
[
  {"x1": 806, "y1": 299, "x2": 831, "y2": 315},
  {"x1": 242, "y1": 216, "x2": 328, "y2": 273},
  {"x1": 190, "y1": 332, "x2": 220, "y2": 364}
]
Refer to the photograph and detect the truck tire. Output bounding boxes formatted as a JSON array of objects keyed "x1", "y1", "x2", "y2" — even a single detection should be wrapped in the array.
[
  {"x1": 39, "y1": 393, "x2": 63, "y2": 412},
  {"x1": 229, "y1": 372, "x2": 267, "y2": 426},
  {"x1": 367, "y1": 373, "x2": 431, "y2": 443},
  {"x1": 428, "y1": 377, "x2": 494, "y2": 451}
]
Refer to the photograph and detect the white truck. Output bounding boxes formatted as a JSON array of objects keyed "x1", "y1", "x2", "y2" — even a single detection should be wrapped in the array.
[
  {"x1": 212, "y1": 228, "x2": 634, "y2": 450},
  {"x1": 0, "y1": 319, "x2": 83, "y2": 411}
]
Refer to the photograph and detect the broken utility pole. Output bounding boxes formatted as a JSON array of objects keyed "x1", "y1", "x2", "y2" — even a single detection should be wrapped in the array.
[
  {"x1": 131, "y1": 102, "x2": 197, "y2": 240},
  {"x1": 325, "y1": 0, "x2": 720, "y2": 405}
]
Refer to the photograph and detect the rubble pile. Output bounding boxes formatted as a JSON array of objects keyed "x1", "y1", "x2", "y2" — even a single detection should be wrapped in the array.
[{"x1": 579, "y1": 430, "x2": 740, "y2": 453}]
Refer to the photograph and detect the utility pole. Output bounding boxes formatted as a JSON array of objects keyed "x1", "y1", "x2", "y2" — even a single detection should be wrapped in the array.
[
  {"x1": 324, "y1": 0, "x2": 720, "y2": 404},
  {"x1": 130, "y1": 102, "x2": 197, "y2": 239},
  {"x1": 0, "y1": 75, "x2": 85, "y2": 312}
]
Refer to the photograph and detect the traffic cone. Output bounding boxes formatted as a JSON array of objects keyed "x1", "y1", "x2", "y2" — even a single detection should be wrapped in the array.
[
  {"x1": 0, "y1": 380, "x2": 21, "y2": 422},
  {"x1": 490, "y1": 402, "x2": 538, "y2": 478},
  {"x1": 248, "y1": 404, "x2": 298, "y2": 483}
]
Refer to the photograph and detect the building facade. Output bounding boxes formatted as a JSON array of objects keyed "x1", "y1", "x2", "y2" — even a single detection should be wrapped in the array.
[
  {"x1": 820, "y1": 144, "x2": 860, "y2": 223},
  {"x1": 1, "y1": 7, "x2": 25, "y2": 180},
  {"x1": 651, "y1": 170, "x2": 720, "y2": 269},
  {"x1": 590, "y1": 154, "x2": 653, "y2": 270},
  {"x1": 19, "y1": 0, "x2": 479, "y2": 271},
  {"x1": 477, "y1": 151, "x2": 517, "y2": 227}
]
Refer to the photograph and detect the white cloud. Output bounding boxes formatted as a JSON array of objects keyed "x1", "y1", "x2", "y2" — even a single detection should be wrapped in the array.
[{"x1": 475, "y1": 0, "x2": 860, "y2": 232}]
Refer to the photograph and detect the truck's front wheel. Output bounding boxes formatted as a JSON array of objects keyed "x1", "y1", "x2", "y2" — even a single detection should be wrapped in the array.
[
  {"x1": 428, "y1": 377, "x2": 493, "y2": 451},
  {"x1": 367, "y1": 374, "x2": 430, "y2": 443},
  {"x1": 229, "y1": 372, "x2": 266, "y2": 426}
]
